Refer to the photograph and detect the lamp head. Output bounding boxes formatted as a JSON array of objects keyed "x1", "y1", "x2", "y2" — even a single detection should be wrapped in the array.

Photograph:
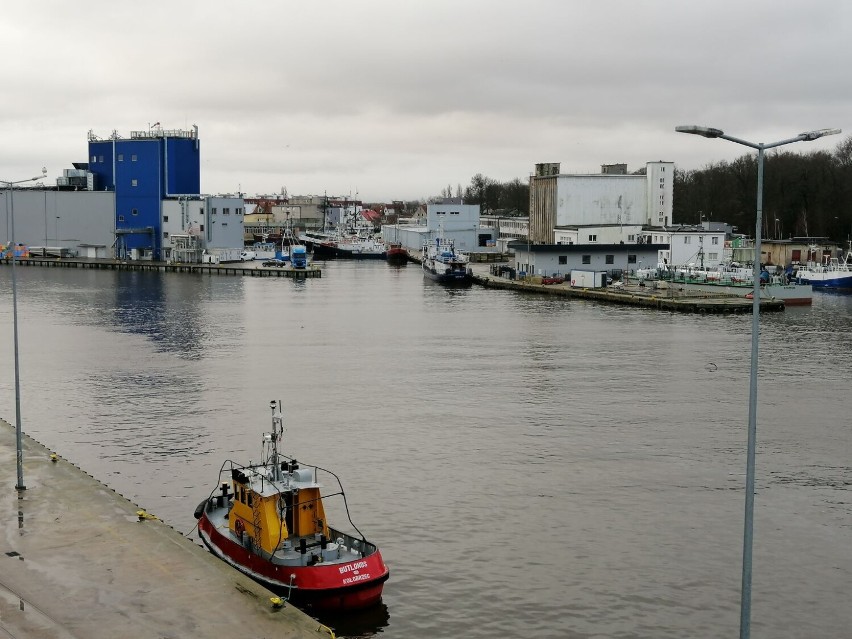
[
  {"x1": 799, "y1": 128, "x2": 842, "y2": 141},
  {"x1": 676, "y1": 125, "x2": 724, "y2": 138}
]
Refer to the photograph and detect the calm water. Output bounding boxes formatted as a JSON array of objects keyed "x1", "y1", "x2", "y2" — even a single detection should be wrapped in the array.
[{"x1": 0, "y1": 261, "x2": 850, "y2": 638}]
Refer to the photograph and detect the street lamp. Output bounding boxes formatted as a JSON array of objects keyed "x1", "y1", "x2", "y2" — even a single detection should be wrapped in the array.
[
  {"x1": 676, "y1": 125, "x2": 840, "y2": 639},
  {"x1": 2, "y1": 167, "x2": 47, "y2": 492}
]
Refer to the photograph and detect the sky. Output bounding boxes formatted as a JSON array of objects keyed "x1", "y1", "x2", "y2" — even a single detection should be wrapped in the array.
[{"x1": 2, "y1": 1, "x2": 850, "y2": 202}]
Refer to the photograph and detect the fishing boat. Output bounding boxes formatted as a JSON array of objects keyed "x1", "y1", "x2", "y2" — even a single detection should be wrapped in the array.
[
  {"x1": 421, "y1": 236, "x2": 473, "y2": 285},
  {"x1": 794, "y1": 243, "x2": 852, "y2": 289},
  {"x1": 196, "y1": 401, "x2": 389, "y2": 611},
  {"x1": 385, "y1": 242, "x2": 408, "y2": 266}
]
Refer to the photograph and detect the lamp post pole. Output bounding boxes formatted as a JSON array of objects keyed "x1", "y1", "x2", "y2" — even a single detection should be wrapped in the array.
[
  {"x1": 2, "y1": 168, "x2": 47, "y2": 492},
  {"x1": 676, "y1": 126, "x2": 840, "y2": 639}
]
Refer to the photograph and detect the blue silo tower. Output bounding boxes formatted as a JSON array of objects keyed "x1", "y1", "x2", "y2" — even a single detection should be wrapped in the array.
[{"x1": 88, "y1": 126, "x2": 201, "y2": 259}]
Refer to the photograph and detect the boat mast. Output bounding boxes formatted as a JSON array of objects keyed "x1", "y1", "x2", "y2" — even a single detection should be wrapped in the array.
[{"x1": 268, "y1": 400, "x2": 284, "y2": 482}]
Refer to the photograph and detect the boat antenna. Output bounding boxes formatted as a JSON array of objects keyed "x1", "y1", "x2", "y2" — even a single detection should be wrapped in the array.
[{"x1": 268, "y1": 400, "x2": 284, "y2": 481}]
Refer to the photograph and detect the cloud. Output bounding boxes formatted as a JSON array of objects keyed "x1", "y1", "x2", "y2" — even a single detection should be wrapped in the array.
[{"x1": 2, "y1": 0, "x2": 849, "y2": 200}]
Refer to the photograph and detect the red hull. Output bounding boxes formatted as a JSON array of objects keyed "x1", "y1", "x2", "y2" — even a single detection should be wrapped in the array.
[{"x1": 198, "y1": 515, "x2": 389, "y2": 611}]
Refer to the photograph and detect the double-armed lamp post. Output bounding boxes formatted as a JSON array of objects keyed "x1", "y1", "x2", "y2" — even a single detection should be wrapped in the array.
[
  {"x1": 2, "y1": 167, "x2": 47, "y2": 492},
  {"x1": 675, "y1": 126, "x2": 840, "y2": 639}
]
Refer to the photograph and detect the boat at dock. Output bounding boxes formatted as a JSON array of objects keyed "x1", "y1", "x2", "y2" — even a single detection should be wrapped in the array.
[
  {"x1": 196, "y1": 400, "x2": 389, "y2": 611},
  {"x1": 794, "y1": 244, "x2": 852, "y2": 289},
  {"x1": 385, "y1": 242, "x2": 408, "y2": 265},
  {"x1": 421, "y1": 236, "x2": 473, "y2": 285}
]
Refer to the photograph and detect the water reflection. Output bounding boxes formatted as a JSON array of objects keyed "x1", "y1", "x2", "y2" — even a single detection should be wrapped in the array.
[{"x1": 312, "y1": 601, "x2": 390, "y2": 638}]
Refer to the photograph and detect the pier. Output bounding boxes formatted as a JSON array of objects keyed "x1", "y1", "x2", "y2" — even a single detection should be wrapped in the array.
[
  {"x1": 0, "y1": 420, "x2": 331, "y2": 639},
  {"x1": 0, "y1": 256, "x2": 322, "y2": 278}
]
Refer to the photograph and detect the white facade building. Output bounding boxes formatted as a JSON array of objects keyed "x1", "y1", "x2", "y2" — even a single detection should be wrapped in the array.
[
  {"x1": 652, "y1": 227, "x2": 727, "y2": 268},
  {"x1": 554, "y1": 224, "x2": 645, "y2": 245},
  {"x1": 529, "y1": 161, "x2": 674, "y2": 243},
  {"x1": 161, "y1": 195, "x2": 245, "y2": 261}
]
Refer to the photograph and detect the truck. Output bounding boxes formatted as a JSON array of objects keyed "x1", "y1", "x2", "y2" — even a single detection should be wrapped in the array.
[{"x1": 290, "y1": 245, "x2": 308, "y2": 269}]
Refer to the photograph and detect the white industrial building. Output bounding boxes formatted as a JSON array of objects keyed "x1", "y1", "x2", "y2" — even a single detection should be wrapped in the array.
[
  {"x1": 528, "y1": 161, "x2": 675, "y2": 243},
  {"x1": 161, "y1": 196, "x2": 245, "y2": 263},
  {"x1": 381, "y1": 202, "x2": 498, "y2": 254}
]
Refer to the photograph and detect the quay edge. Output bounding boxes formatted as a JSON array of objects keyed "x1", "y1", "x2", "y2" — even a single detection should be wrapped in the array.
[{"x1": 0, "y1": 419, "x2": 331, "y2": 639}]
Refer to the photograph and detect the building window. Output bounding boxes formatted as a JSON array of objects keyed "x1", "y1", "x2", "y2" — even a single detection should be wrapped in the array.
[
  {"x1": 712, "y1": 237, "x2": 719, "y2": 245},
  {"x1": 200, "y1": 224, "x2": 204, "y2": 232},
  {"x1": 558, "y1": 256, "x2": 567, "y2": 265},
  {"x1": 660, "y1": 178, "x2": 664, "y2": 184},
  {"x1": 99, "y1": 156, "x2": 104, "y2": 162},
  {"x1": 212, "y1": 208, "x2": 217, "y2": 215},
  {"x1": 163, "y1": 215, "x2": 169, "y2": 222},
  {"x1": 627, "y1": 254, "x2": 637, "y2": 264},
  {"x1": 132, "y1": 208, "x2": 138, "y2": 216},
  {"x1": 708, "y1": 252, "x2": 718, "y2": 260},
  {"x1": 118, "y1": 154, "x2": 124, "y2": 162},
  {"x1": 661, "y1": 166, "x2": 665, "y2": 172},
  {"x1": 582, "y1": 255, "x2": 591, "y2": 264},
  {"x1": 118, "y1": 215, "x2": 125, "y2": 222},
  {"x1": 223, "y1": 208, "x2": 230, "y2": 215},
  {"x1": 91, "y1": 155, "x2": 97, "y2": 163},
  {"x1": 628, "y1": 234, "x2": 635, "y2": 241},
  {"x1": 588, "y1": 234, "x2": 597, "y2": 242},
  {"x1": 660, "y1": 184, "x2": 664, "y2": 189},
  {"x1": 450, "y1": 211, "x2": 459, "y2": 215},
  {"x1": 131, "y1": 179, "x2": 138, "y2": 187},
  {"x1": 222, "y1": 222, "x2": 228, "y2": 227},
  {"x1": 684, "y1": 237, "x2": 691, "y2": 244},
  {"x1": 131, "y1": 154, "x2": 137, "y2": 162},
  {"x1": 605, "y1": 255, "x2": 614, "y2": 264},
  {"x1": 163, "y1": 231, "x2": 169, "y2": 239}
]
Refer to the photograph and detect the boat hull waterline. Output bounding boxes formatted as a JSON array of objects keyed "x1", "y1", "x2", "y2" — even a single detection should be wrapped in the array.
[{"x1": 198, "y1": 516, "x2": 388, "y2": 611}]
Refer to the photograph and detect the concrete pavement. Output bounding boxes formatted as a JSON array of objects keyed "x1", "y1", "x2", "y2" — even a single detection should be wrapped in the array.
[{"x1": 0, "y1": 419, "x2": 331, "y2": 639}]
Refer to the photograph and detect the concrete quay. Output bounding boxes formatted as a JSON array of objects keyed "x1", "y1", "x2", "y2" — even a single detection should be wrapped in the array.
[
  {"x1": 409, "y1": 253, "x2": 784, "y2": 314},
  {"x1": 0, "y1": 419, "x2": 331, "y2": 639},
  {"x1": 1, "y1": 256, "x2": 322, "y2": 278}
]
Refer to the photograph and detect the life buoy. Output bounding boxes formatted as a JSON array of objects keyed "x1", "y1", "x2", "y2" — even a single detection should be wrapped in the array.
[{"x1": 235, "y1": 519, "x2": 244, "y2": 536}]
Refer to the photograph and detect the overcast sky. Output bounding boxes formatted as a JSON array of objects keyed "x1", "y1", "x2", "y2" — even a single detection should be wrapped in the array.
[{"x1": 2, "y1": 1, "x2": 849, "y2": 202}]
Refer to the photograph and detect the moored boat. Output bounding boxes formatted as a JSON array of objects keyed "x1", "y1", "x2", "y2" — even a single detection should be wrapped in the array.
[
  {"x1": 385, "y1": 242, "x2": 408, "y2": 265},
  {"x1": 196, "y1": 401, "x2": 389, "y2": 611},
  {"x1": 794, "y1": 244, "x2": 852, "y2": 289},
  {"x1": 422, "y1": 237, "x2": 473, "y2": 285}
]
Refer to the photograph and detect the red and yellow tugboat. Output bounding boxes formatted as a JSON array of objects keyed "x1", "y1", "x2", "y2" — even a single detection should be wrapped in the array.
[{"x1": 196, "y1": 400, "x2": 389, "y2": 611}]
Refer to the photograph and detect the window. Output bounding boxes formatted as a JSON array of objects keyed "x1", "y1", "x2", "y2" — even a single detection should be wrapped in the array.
[
  {"x1": 131, "y1": 179, "x2": 138, "y2": 187},
  {"x1": 98, "y1": 155, "x2": 104, "y2": 162},
  {"x1": 605, "y1": 255, "x2": 614, "y2": 264},
  {"x1": 200, "y1": 224, "x2": 204, "y2": 232},
  {"x1": 558, "y1": 256, "x2": 567, "y2": 265},
  {"x1": 792, "y1": 249, "x2": 801, "y2": 261},
  {"x1": 660, "y1": 195, "x2": 664, "y2": 204},
  {"x1": 131, "y1": 154, "x2": 137, "y2": 162},
  {"x1": 212, "y1": 208, "x2": 217, "y2": 215},
  {"x1": 163, "y1": 231, "x2": 169, "y2": 239},
  {"x1": 684, "y1": 236, "x2": 691, "y2": 244},
  {"x1": 450, "y1": 211, "x2": 459, "y2": 215},
  {"x1": 91, "y1": 155, "x2": 96, "y2": 163},
  {"x1": 223, "y1": 208, "x2": 230, "y2": 215},
  {"x1": 660, "y1": 178, "x2": 664, "y2": 184},
  {"x1": 582, "y1": 255, "x2": 591, "y2": 264},
  {"x1": 661, "y1": 166, "x2": 665, "y2": 172},
  {"x1": 627, "y1": 234, "x2": 635, "y2": 242},
  {"x1": 163, "y1": 215, "x2": 169, "y2": 222},
  {"x1": 588, "y1": 234, "x2": 597, "y2": 242},
  {"x1": 200, "y1": 206, "x2": 204, "y2": 214},
  {"x1": 708, "y1": 252, "x2": 718, "y2": 260},
  {"x1": 712, "y1": 237, "x2": 719, "y2": 245},
  {"x1": 118, "y1": 154, "x2": 124, "y2": 162},
  {"x1": 118, "y1": 215, "x2": 125, "y2": 222},
  {"x1": 222, "y1": 222, "x2": 227, "y2": 227},
  {"x1": 132, "y1": 208, "x2": 138, "y2": 216},
  {"x1": 660, "y1": 183, "x2": 664, "y2": 189},
  {"x1": 628, "y1": 254, "x2": 637, "y2": 264}
]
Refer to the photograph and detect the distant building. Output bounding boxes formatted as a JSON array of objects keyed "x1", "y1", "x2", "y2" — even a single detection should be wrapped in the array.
[
  {"x1": 528, "y1": 161, "x2": 675, "y2": 243},
  {"x1": 88, "y1": 126, "x2": 205, "y2": 260},
  {"x1": 381, "y1": 203, "x2": 497, "y2": 253}
]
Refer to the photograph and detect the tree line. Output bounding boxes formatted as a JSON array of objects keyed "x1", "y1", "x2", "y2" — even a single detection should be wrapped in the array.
[
  {"x1": 673, "y1": 135, "x2": 852, "y2": 243},
  {"x1": 413, "y1": 134, "x2": 852, "y2": 242}
]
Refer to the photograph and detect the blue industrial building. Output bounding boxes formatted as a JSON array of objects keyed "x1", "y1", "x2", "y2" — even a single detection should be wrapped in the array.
[{"x1": 88, "y1": 126, "x2": 200, "y2": 260}]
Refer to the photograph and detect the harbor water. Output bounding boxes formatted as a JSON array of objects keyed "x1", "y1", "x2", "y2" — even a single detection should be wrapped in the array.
[{"x1": 0, "y1": 261, "x2": 850, "y2": 638}]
